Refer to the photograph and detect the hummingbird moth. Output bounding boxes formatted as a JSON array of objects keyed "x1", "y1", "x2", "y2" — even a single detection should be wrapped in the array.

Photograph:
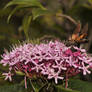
[
  {"x1": 65, "y1": 22, "x2": 88, "y2": 46},
  {"x1": 39, "y1": 21, "x2": 88, "y2": 47}
]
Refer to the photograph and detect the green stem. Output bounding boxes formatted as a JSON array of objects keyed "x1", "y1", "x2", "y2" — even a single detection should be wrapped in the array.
[
  {"x1": 29, "y1": 79, "x2": 37, "y2": 92},
  {"x1": 39, "y1": 82, "x2": 48, "y2": 91}
]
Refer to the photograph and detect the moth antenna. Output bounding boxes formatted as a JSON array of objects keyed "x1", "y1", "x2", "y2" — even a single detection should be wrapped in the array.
[
  {"x1": 73, "y1": 21, "x2": 81, "y2": 34},
  {"x1": 81, "y1": 23, "x2": 88, "y2": 34}
]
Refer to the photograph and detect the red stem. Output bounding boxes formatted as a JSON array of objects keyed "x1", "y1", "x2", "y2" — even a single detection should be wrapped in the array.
[{"x1": 65, "y1": 70, "x2": 69, "y2": 88}]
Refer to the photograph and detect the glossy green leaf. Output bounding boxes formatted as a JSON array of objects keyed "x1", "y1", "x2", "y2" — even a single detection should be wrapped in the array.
[
  {"x1": 22, "y1": 15, "x2": 32, "y2": 39},
  {"x1": 32, "y1": 8, "x2": 51, "y2": 20},
  {"x1": 69, "y1": 79, "x2": 92, "y2": 92},
  {"x1": 15, "y1": 71, "x2": 25, "y2": 76},
  {"x1": 4, "y1": 0, "x2": 45, "y2": 10},
  {"x1": 7, "y1": 5, "x2": 32, "y2": 23}
]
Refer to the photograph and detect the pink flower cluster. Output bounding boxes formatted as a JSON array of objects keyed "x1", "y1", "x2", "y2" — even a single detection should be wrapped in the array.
[{"x1": 0, "y1": 41, "x2": 92, "y2": 84}]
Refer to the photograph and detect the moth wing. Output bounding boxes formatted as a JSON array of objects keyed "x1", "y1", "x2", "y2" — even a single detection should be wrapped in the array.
[
  {"x1": 76, "y1": 34, "x2": 86, "y2": 41},
  {"x1": 80, "y1": 23, "x2": 88, "y2": 38},
  {"x1": 76, "y1": 23, "x2": 88, "y2": 41},
  {"x1": 73, "y1": 21, "x2": 81, "y2": 34},
  {"x1": 71, "y1": 21, "x2": 81, "y2": 40}
]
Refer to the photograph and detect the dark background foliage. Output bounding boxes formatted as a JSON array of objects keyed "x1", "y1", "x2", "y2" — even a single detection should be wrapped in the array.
[{"x1": 0, "y1": 0, "x2": 92, "y2": 92}]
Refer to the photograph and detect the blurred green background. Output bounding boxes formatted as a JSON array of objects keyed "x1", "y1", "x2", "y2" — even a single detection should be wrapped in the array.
[
  {"x1": 0, "y1": 0, "x2": 92, "y2": 54},
  {"x1": 0, "y1": 0, "x2": 92, "y2": 92},
  {"x1": 1, "y1": 0, "x2": 92, "y2": 53}
]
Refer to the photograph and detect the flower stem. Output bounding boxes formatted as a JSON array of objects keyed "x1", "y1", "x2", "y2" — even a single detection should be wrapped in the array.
[{"x1": 65, "y1": 70, "x2": 69, "y2": 88}]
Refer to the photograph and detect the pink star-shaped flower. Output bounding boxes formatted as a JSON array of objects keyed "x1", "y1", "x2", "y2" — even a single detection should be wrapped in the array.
[
  {"x1": 2, "y1": 71, "x2": 13, "y2": 81},
  {"x1": 80, "y1": 62, "x2": 91, "y2": 75}
]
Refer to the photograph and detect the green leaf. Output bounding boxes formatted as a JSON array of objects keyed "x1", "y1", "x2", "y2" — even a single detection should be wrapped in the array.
[
  {"x1": 0, "y1": 8, "x2": 11, "y2": 17},
  {"x1": 4, "y1": 0, "x2": 45, "y2": 10},
  {"x1": 55, "y1": 85, "x2": 79, "y2": 92},
  {"x1": 7, "y1": 5, "x2": 32, "y2": 23},
  {"x1": 32, "y1": 8, "x2": 51, "y2": 20},
  {"x1": 69, "y1": 79, "x2": 92, "y2": 92},
  {"x1": 30, "y1": 79, "x2": 40, "y2": 92},
  {"x1": 0, "y1": 84, "x2": 26, "y2": 92},
  {"x1": 29, "y1": 78, "x2": 48, "y2": 92},
  {"x1": 22, "y1": 15, "x2": 32, "y2": 39},
  {"x1": 7, "y1": 6, "x2": 20, "y2": 23},
  {"x1": 15, "y1": 71, "x2": 25, "y2": 76}
]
